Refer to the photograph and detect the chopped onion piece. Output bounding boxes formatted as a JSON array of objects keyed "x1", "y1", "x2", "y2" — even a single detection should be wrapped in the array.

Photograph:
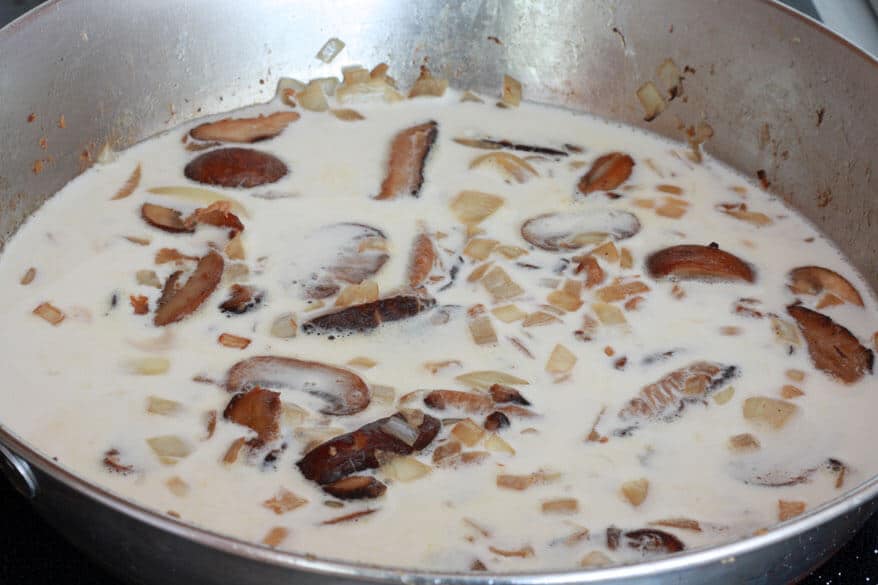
[
  {"x1": 225, "y1": 234, "x2": 245, "y2": 260},
  {"x1": 20, "y1": 267, "x2": 36, "y2": 285},
  {"x1": 636, "y1": 81, "x2": 666, "y2": 121},
  {"x1": 299, "y1": 80, "x2": 330, "y2": 111},
  {"x1": 129, "y1": 356, "x2": 170, "y2": 375},
  {"x1": 778, "y1": 500, "x2": 806, "y2": 521},
  {"x1": 409, "y1": 66, "x2": 448, "y2": 98},
  {"x1": 657, "y1": 58, "x2": 684, "y2": 98},
  {"x1": 315, "y1": 37, "x2": 345, "y2": 63},
  {"x1": 522, "y1": 311, "x2": 561, "y2": 328},
  {"x1": 263, "y1": 487, "x2": 308, "y2": 514},
  {"x1": 484, "y1": 433, "x2": 515, "y2": 455},
  {"x1": 464, "y1": 238, "x2": 499, "y2": 261},
  {"x1": 450, "y1": 190, "x2": 504, "y2": 225},
  {"x1": 621, "y1": 478, "x2": 649, "y2": 506},
  {"x1": 496, "y1": 245, "x2": 527, "y2": 259},
  {"x1": 492, "y1": 304, "x2": 526, "y2": 323},
  {"x1": 380, "y1": 416, "x2": 421, "y2": 447},
  {"x1": 482, "y1": 266, "x2": 524, "y2": 301},
  {"x1": 546, "y1": 344, "x2": 577, "y2": 374},
  {"x1": 33, "y1": 302, "x2": 64, "y2": 325},
  {"x1": 383, "y1": 455, "x2": 432, "y2": 481},
  {"x1": 451, "y1": 418, "x2": 485, "y2": 446},
  {"x1": 468, "y1": 262, "x2": 494, "y2": 283},
  {"x1": 335, "y1": 280, "x2": 379, "y2": 307},
  {"x1": 728, "y1": 433, "x2": 760, "y2": 452},
  {"x1": 218, "y1": 333, "x2": 251, "y2": 350},
  {"x1": 468, "y1": 315, "x2": 497, "y2": 346},
  {"x1": 500, "y1": 74, "x2": 522, "y2": 107},
  {"x1": 347, "y1": 356, "x2": 377, "y2": 369},
  {"x1": 455, "y1": 370, "x2": 528, "y2": 391},
  {"x1": 743, "y1": 397, "x2": 797, "y2": 429},
  {"x1": 542, "y1": 498, "x2": 579, "y2": 514},
  {"x1": 146, "y1": 435, "x2": 192, "y2": 464},
  {"x1": 592, "y1": 302, "x2": 627, "y2": 326},
  {"x1": 713, "y1": 386, "x2": 736, "y2": 405},
  {"x1": 470, "y1": 152, "x2": 538, "y2": 183},
  {"x1": 136, "y1": 270, "x2": 161, "y2": 288},
  {"x1": 330, "y1": 108, "x2": 365, "y2": 121},
  {"x1": 281, "y1": 402, "x2": 309, "y2": 427},
  {"x1": 262, "y1": 527, "x2": 289, "y2": 548},
  {"x1": 580, "y1": 551, "x2": 612, "y2": 568},
  {"x1": 371, "y1": 385, "x2": 396, "y2": 405},
  {"x1": 147, "y1": 396, "x2": 181, "y2": 416},
  {"x1": 270, "y1": 312, "x2": 298, "y2": 339}
]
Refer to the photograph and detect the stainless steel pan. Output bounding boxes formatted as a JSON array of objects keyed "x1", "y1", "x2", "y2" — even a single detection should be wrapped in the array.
[{"x1": 1, "y1": 1, "x2": 877, "y2": 583}]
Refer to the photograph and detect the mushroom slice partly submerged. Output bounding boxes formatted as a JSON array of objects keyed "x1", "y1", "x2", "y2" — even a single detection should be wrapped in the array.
[
  {"x1": 226, "y1": 356, "x2": 370, "y2": 416},
  {"x1": 296, "y1": 411, "x2": 440, "y2": 484},
  {"x1": 733, "y1": 457, "x2": 849, "y2": 488},
  {"x1": 521, "y1": 209, "x2": 641, "y2": 252},
  {"x1": 375, "y1": 121, "x2": 438, "y2": 200},
  {"x1": 323, "y1": 475, "x2": 387, "y2": 500},
  {"x1": 141, "y1": 203, "x2": 194, "y2": 234},
  {"x1": 423, "y1": 390, "x2": 495, "y2": 414},
  {"x1": 302, "y1": 295, "x2": 436, "y2": 334},
  {"x1": 787, "y1": 305, "x2": 873, "y2": 383},
  {"x1": 577, "y1": 152, "x2": 635, "y2": 195},
  {"x1": 609, "y1": 361, "x2": 737, "y2": 436},
  {"x1": 223, "y1": 387, "x2": 281, "y2": 442},
  {"x1": 190, "y1": 111, "x2": 300, "y2": 143},
  {"x1": 619, "y1": 528, "x2": 685, "y2": 554},
  {"x1": 646, "y1": 245, "x2": 754, "y2": 283},
  {"x1": 788, "y1": 266, "x2": 864, "y2": 307},
  {"x1": 184, "y1": 147, "x2": 288, "y2": 188},
  {"x1": 299, "y1": 223, "x2": 389, "y2": 300},
  {"x1": 154, "y1": 251, "x2": 224, "y2": 326}
]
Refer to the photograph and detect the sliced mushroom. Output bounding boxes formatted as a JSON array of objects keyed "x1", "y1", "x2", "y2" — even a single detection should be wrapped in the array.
[
  {"x1": 141, "y1": 203, "x2": 194, "y2": 233},
  {"x1": 300, "y1": 223, "x2": 389, "y2": 299},
  {"x1": 453, "y1": 136, "x2": 568, "y2": 157},
  {"x1": 296, "y1": 412, "x2": 440, "y2": 484},
  {"x1": 423, "y1": 390, "x2": 494, "y2": 414},
  {"x1": 302, "y1": 295, "x2": 436, "y2": 334},
  {"x1": 185, "y1": 202, "x2": 245, "y2": 232},
  {"x1": 154, "y1": 251, "x2": 224, "y2": 326},
  {"x1": 190, "y1": 111, "x2": 300, "y2": 143},
  {"x1": 787, "y1": 305, "x2": 873, "y2": 383},
  {"x1": 408, "y1": 232, "x2": 437, "y2": 287},
  {"x1": 737, "y1": 458, "x2": 849, "y2": 488},
  {"x1": 521, "y1": 209, "x2": 641, "y2": 252},
  {"x1": 788, "y1": 266, "x2": 864, "y2": 307},
  {"x1": 613, "y1": 361, "x2": 737, "y2": 434},
  {"x1": 223, "y1": 387, "x2": 281, "y2": 442},
  {"x1": 484, "y1": 411, "x2": 511, "y2": 431},
  {"x1": 184, "y1": 147, "x2": 288, "y2": 188},
  {"x1": 577, "y1": 152, "x2": 635, "y2": 195},
  {"x1": 219, "y1": 284, "x2": 264, "y2": 314},
  {"x1": 323, "y1": 475, "x2": 387, "y2": 500},
  {"x1": 623, "y1": 529, "x2": 685, "y2": 554},
  {"x1": 489, "y1": 383, "x2": 531, "y2": 406},
  {"x1": 646, "y1": 245, "x2": 755, "y2": 282},
  {"x1": 226, "y1": 356, "x2": 370, "y2": 416},
  {"x1": 375, "y1": 121, "x2": 438, "y2": 200}
]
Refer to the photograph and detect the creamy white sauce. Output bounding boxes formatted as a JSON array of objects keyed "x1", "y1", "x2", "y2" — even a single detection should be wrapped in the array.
[{"x1": 0, "y1": 83, "x2": 876, "y2": 572}]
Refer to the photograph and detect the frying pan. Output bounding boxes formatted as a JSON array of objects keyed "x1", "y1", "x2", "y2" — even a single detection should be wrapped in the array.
[{"x1": 1, "y1": 1, "x2": 877, "y2": 583}]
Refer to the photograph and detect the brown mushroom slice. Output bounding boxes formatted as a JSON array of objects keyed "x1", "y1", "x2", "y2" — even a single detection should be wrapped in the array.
[
  {"x1": 453, "y1": 136, "x2": 568, "y2": 157},
  {"x1": 323, "y1": 476, "x2": 387, "y2": 500},
  {"x1": 184, "y1": 147, "x2": 288, "y2": 188},
  {"x1": 301, "y1": 223, "x2": 389, "y2": 299},
  {"x1": 141, "y1": 203, "x2": 194, "y2": 234},
  {"x1": 190, "y1": 111, "x2": 300, "y2": 143},
  {"x1": 623, "y1": 529, "x2": 685, "y2": 554},
  {"x1": 787, "y1": 305, "x2": 873, "y2": 383},
  {"x1": 296, "y1": 412, "x2": 440, "y2": 484},
  {"x1": 423, "y1": 390, "x2": 494, "y2": 414},
  {"x1": 408, "y1": 232, "x2": 436, "y2": 287},
  {"x1": 521, "y1": 209, "x2": 641, "y2": 252},
  {"x1": 613, "y1": 361, "x2": 737, "y2": 434},
  {"x1": 738, "y1": 458, "x2": 849, "y2": 488},
  {"x1": 646, "y1": 245, "x2": 755, "y2": 282},
  {"x1": 489, "y1": 384, "x2": 531, "y2": 406},
  {"x1": 375, "y1": 121, "x2": 438, "y2": 200},
  {"x1": 154, "y1": 251, "x2": 224, "y2": 326},
  {"x1": 223, "y1": 387, "x2": 281, "y2": 442},
  {"x1": 185, "y1": 202, "x2": 245, "y2": 232},
  {"x1": 226, "y1": 356, "x2": 370, "y2": 416},
  {"x1": 788, "y1": 266, "x2": 864, "y2": 307},
  {"x1": 219, "y1": 284, "x2": 264, "y2": 314},
  {"x1": 302, "y1": 295, "x2": 436, "y2": 334},
  {"x1": 577, "y1": 152, "x2": 635, "y2": 195}
]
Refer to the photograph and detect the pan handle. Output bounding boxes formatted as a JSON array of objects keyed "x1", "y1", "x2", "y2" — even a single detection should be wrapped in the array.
[{"x1": 0, "y1": 443, "x2": 38, "y2": 499}]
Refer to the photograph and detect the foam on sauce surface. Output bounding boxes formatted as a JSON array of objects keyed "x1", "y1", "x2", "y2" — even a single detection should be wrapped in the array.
[{"x1": 0, "y1": 73, "x2": 876, "y2": 571}]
